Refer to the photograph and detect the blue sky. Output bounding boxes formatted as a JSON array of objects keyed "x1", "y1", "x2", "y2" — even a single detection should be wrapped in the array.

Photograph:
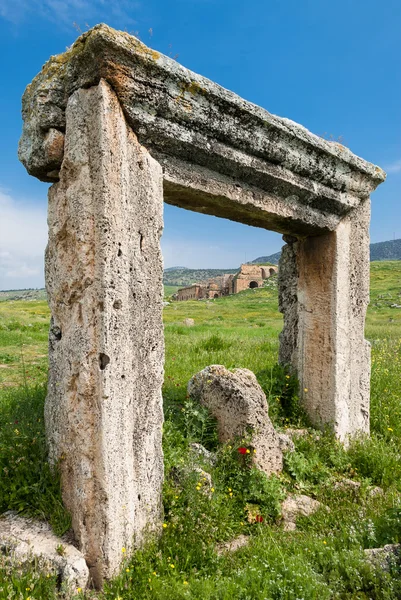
[{"x1": 0, "y1": 0, "x2": 400, "y2": 289}]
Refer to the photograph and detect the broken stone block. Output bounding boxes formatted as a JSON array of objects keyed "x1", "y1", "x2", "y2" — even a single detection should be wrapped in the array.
[
  {"x1": 188, "y1": 365, "x2": 282, "y2": 476},
  {"x1": 184, "y1": 318, "x2": 195, "y2": 326},
  {"x1": 0, "y1": 513, "x2": 89, "y2": 594}
]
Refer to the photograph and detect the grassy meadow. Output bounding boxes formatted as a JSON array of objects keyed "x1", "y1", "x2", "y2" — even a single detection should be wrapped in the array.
[{"x1": 1, "y1": 262, "x2": 401, "y2": 598}]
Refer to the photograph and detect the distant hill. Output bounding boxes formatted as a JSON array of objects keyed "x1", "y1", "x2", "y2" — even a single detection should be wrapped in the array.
[
  {"x1": 0, "y1": 288, "x2": 47, "y2": 302},
  {"x1": 251, "y1": 239, "x2": 401, "y2": 266},
  {"x1": 370, "y1": 239, "x2": 401, "y2": 261},
  {"x1": 250, "y1": 251, "x2": 281, "y2": 265}
]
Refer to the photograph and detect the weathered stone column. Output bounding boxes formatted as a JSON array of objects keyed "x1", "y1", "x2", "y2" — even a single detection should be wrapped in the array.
[
  {"x1": 45, "y1": 79, "x2": 164, "y2": 586},
  {"x1": 279, "y1": 199, "x2": 371, "y2": 441}
]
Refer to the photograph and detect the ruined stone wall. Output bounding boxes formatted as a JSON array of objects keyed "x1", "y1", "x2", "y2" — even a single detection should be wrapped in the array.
[{"x1": 176, "y1": 285, "x2": 202, "y2": 301}]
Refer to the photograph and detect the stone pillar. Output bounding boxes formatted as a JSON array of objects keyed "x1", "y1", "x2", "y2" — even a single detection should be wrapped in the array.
[
  {"x1": 45, "y1": 80, "x2": 164, "y2": 586},
  {"x1": 279, "y1": 199, "x2": 371, "y2": 441}
]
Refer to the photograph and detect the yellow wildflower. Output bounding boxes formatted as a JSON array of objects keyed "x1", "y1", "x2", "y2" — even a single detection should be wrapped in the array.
[{"x1": 122, "y1": 547, "x2": 126, "y2": 553}]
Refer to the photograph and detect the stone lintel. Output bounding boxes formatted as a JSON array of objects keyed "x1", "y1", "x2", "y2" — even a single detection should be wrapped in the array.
[{"x1": 19, "y1": 24, "x2": 385, "y2": 235}]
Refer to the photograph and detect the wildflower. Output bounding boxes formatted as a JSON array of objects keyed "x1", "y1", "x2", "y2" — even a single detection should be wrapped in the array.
[
  {"x1": 184, "y1": 581, "x2": 188, "y2": 585},
  {"x1": 388, "y1": 427, "x2": 393, "y2": 431},
  {"x1": 211, "y1": 487, "x2": 215, "y2": 492},
  {"x1": 229, "y1": 492, "x2": 233, "y2": 497},
  {"x1": 196, "y1": 485, "x2": 201, "y2": 491},
  {"x1": 285, "y1": 375, "x2": 290, "y2": 379},
  {"x1": 228, "y1": 488, "x2": 232, "y2": 492},
  {"x1": 253, "y1": 449, "x2": 256, "y2": 454},
  {"x1": 170, "y1": 564, "x2": 175, "y2": 568},
  {"x1": 238, "y1": 447, "x2": 247, "y2": 455},
  {"x1": 77, "y1": 588, "x2": 82, "y2": 593},
  {"x1": 122, "y1": 547, "x2": 126, "y2": 553},
  {"x1": 163, "y1": 523, "x2": 168, "y2": 528},
  {"x1": 126, "y1": 568, "x2": 130, "y2": 573},
  {"x1": 304, "y1": 388, "x2": 308, "y2": 392},
  {"x1": 246, "y1": 449, "x2": 250, "y2": 454},
  {"x1": 255, "y1": 515, "x2": 263, "y2": 523},
  {"x1": 323, "y1": 540, "x2": 327, "y2": 545},
  {"x1": 153, "y1": 572, "x2": 157, "y2": 576},
  {"x1": 240, "y1": 522, "x2": 244, "y2": 526}
]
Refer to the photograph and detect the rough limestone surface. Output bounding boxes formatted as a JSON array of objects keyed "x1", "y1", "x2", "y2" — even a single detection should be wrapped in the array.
[
  {"x1": 188, "y1": 365, "x2": 283, "y2": 475},
  {"x1": 45, "y1": 80, "x2": 164, "y2": 586},
  {"x1": 0, "y1": 513, "x2": 89, "y2": 594}
]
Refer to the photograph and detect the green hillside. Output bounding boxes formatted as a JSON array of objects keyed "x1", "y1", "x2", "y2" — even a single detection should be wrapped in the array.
[
  {"x1": 370, "y1": 238, "x2": 401, "y2": 261},
  {"x1": 252, "y1": 239, "x2": 401, "y2": 266}
]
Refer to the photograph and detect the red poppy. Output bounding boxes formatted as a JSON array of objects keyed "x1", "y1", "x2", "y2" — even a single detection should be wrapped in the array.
[
  {"x1": 255, "y1": 515, "x2": 264, "y2": 523},
  {"x1": 238, "y1": 447, "x2": 247, "y2": 455}
]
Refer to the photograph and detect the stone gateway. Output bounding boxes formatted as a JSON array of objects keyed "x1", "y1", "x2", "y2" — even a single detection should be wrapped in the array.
[{"x1": 18, "y1": 24, "x2": 385, "y2": 586}]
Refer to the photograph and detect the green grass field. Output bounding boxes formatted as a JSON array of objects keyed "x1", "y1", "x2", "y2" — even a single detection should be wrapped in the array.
[{"x1": 1, "y1": 262, "x2": 401, "y2": 598}]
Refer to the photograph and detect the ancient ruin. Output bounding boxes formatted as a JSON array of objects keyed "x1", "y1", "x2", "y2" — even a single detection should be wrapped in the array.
[
  {"x1": 18, "y1": 24, "x2": 385, "y2": 585},
  {"x1": 176, "y1": 263, "x2": 278, "y2": 300}
]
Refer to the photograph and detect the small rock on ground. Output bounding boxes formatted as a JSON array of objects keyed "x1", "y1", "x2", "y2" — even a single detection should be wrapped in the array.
[
  {"x1": 281, "y1": 494, "x2": 326, "y2": 530},
  {"x1": 365, "y1": 544, "x2": 401, "y2": 571},
  {"x1": 216, "y1": 534, "x2": 249, "y2": 555},
  {"x1": 184, "y1": 318, "x2": 195, "y2": 326},
  {"x1": 277, "y1": 432, "x2": 295, "y2": 453},
  {"x1": 189, "y1": 443, "x2": 217, "y2": 466}
]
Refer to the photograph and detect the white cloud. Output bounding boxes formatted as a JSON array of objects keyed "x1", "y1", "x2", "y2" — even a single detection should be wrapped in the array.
[
  {"x1": 0, "y1": 189, "x2": 47, "y2": 290},
  {"x1": 385, "y1": 159, "x2": 401, "y2": 174},
  {"x1": 0, "y1": 0, "x2": 140, "y2": 27}
]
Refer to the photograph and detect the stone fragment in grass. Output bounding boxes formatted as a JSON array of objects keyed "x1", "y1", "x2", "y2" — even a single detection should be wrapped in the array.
[
  {"x1": 216, "y1": 534, "x2": 249, "y2": 555},
  {"x1": 365, "y1": 544, "x2": 401, "y2": 571},
  {"x1": 188, "y1": 365, "x2": 282, "y2": 475},
  {"x1": 277, "y1": 432, "x2": 295, "y2": 453},
  {"x1": 184, "y1": 318, "x2": 195, "y2": 326},
  {"x1": 281, "y1": 494, "x2": 326, "y2": 529},
  {"x1": 333, "y1": 478, "x2": 361, "y2": 492},
  {"x1": 0, "y1": 513, "x2": 89, "y2": 594},
  {"x1": 189, "y1": 443, "x2": 217, "y2": 466}
]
